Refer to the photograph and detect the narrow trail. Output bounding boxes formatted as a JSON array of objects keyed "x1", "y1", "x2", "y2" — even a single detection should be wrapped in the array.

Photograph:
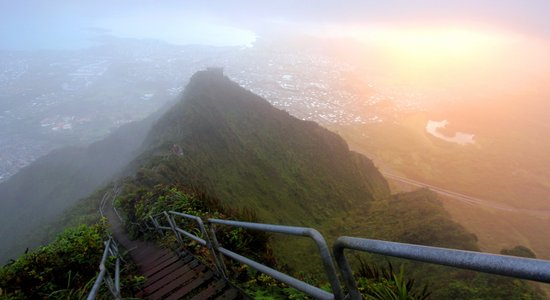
[{"x1": 102, "y1": 188, "x2": 243, "y2": 299}]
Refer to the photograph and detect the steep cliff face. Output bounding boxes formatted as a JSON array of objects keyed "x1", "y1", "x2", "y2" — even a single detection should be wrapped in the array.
[{"x1": 138, "y1": 70, "x2": 390, "y2": 225}]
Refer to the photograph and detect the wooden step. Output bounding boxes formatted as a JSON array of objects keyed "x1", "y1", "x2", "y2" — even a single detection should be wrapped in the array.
[{"x1": 104, "y1": 200, "x2": 245, "y2": 299}]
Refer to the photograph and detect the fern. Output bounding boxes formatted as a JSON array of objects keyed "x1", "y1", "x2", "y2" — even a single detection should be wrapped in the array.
[{"x1": 356, "y1": 259, "x2": 431, "y2": 300}]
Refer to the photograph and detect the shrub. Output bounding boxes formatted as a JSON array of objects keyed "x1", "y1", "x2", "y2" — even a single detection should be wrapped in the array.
[{"x1": 0, "y1": 223, "x2": 106, "y2": 299}]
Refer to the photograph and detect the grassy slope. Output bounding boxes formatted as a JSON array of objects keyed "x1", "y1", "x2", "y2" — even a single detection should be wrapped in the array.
[{"x1": 138, "y1": 70, "x2": 390, "y2": 227}]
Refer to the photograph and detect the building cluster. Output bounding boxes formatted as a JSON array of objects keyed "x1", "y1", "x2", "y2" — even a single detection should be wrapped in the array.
[{"x1": 0, "y1": 42, "x2": 434, "y2": 182}]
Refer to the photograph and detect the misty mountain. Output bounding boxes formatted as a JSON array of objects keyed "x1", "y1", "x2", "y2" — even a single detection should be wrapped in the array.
[
  {"x1": 114, "y1": 70, "x2": 499, "y2": 297},
  {"x1": 0, "y1": 109, "x2": 163, "y2": 262},
  {"x1": 1, "y1": 68, "x2": 543, "y2": 299},
  {"x1": 129, "y1": 69, "x2": 390, "y2": 226}
]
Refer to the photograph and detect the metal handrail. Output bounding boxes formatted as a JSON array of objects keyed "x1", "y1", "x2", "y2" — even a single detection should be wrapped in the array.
[
  {"x1": 91, "y1": 187, "x2": 123, "y2": 299},
  {"x1": 147, "y1": 211, "x2": 227, "y2": 277},
  {"x1": 333, "y1": 236, "x2": 550, "y2": 300},
  {"x1": 168, "y1": 211, "x2": 228, "y2": 276},
  {"x1": 98, "y1": 191, "x2": 111, "y2": 218},
  {"x1": 208, "y1": 218, "x2": 344, "y2": 300},
  {"x1": 137, "y1": 210, "x2": 550, "y2": 299},
  {"x1": 87, "y1": 237, "x2": 121, "y2": 300},
  {"x1": 110, "y1": 185, "x2": 123, "y2": 222},
  {"x1": 167, "y1": 211, "x2": 207, "y2": 245}
]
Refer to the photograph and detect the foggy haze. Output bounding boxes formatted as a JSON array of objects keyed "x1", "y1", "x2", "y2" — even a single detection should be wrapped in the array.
[
  {"x1": 3, "y1": 1, "x2": 550, "y2": 50},
  {"x1": 0, "y1": 1, "x2": 549, "y2": 293}
]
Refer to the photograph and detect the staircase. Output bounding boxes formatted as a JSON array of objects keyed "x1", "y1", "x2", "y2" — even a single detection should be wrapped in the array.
[
  {"x1": 133, "y1": 245, "x2": 239, "y2": 299},
  {"x1": 95, "y1": 187, "x2": 245, "y2": 299},
  {"x1": 89, "y1": 187, "x2": 550, "y2": 300}
]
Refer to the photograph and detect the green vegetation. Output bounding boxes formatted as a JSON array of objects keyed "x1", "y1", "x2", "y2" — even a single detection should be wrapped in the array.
[
  {"x1": 501, "y1": 245, "x2": 537, "y2": 258},
  {"x1": 331, "y1": 112, "x2": 550, "y2": 210},
  {"x1": 138, "y1": 70, "x2": 390, "y2": 228},
  {"x1": 342, "y1": 189, "x2": 543, "y2": 299},
  {"x1": 0, "y1": 221, "x2": 145, "y2": 299},
  {"x1": 118, "y1": 71, "x2": 543, "y2": 298},
  {"x1": 116, "y1": 182, "x2": 272, "y2": 264},
  {"x1": 2, "y1": 70, "x2": 546, "y2": 299},
  {"x1": 115, "y1": 182, "x2": 433, "y2": 299},
  {"x1": 126, "y1": 70, "x2": 393, "y2": 276},
  {"x1": 356, "y1": 261, "x2": 430, "y2": 300},
  {"x1": 0, "y1": 223, "x2": 106, "y2": 299},
  {"x1": 346, "y1": 189, "x2": 479, "y2": 251},
  {"x1": 436, "y1": 272, "x2": 544, "y2": 300}
]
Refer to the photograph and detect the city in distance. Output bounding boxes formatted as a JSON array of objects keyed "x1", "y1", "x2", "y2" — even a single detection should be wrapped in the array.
[{"x1": 0, "y1": 1, "x2": 549, "y2": 298}]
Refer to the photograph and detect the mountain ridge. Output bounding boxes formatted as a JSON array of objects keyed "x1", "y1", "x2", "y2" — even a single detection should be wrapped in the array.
[
  {"x1": 1, "y1": 69, "x2": 543, "y2": 299},
  {"x1": 135, "y1": 69, "x2": 390, "y2": 225}
]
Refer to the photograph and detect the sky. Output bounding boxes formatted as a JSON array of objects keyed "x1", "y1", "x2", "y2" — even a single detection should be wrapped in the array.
[
  {"x1": 1, "y1": 0, "x2": 548, "y2": 96},
  {"x1": 1, "y1": 0, "x2": 550, "y2": 50}
]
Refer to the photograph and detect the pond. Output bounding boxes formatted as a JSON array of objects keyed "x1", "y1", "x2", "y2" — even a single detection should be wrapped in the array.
[{"x1": 425, "y1": 120, "x2": 475, "y2": 145}]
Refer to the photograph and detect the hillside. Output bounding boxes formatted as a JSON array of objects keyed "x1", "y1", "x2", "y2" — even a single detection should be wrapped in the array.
[
  {"x1": 0, "y1": 69, "x2": 543, "y2": 298},
  {"x1": 133, "y1": 70, "x2": 390, "y2": 226},
  {"x1": 122, "y1": 70, "x2": 484, "y2": 260},
  {"x1": 0, "y1": 110, "x2": 162, "y2": 262},
  {"x1": 114, "y1": 70, "x2": 541, "y2": 298}
]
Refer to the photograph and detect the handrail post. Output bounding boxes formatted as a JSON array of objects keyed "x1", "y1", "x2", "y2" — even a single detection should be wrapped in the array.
[
  {"x1": 115, "y1": 257, "x2": 121, "y2": 299},
  {"x1": 307, "y1": 229, "x2": 345, "y2": 300},
  {"x1": 333, "y1": 241, "x2": 361, "y2": 300},
  {"x1": 150, "y1": 215, "x2": 164, "y2": 236},
  {"x1": 207, "y1": 223, "x2": 229, "y2": 278},
  {"x1": 193, "y1": 216, "x2": 228, "y2": 279},
  {"x1": 87, "y1": 239, "x2": 112, "y2": 300},
  {"x1": 167, "y1": 211, "x2": 228, "y2": 278},
  {"x1": 88, "y1": 237, "x2": 123, "y2": 300},
  {"x1": 165, "y1": 212, "x2": 183, "y2": 246},
  {"x1": 207, "y1": 218, "x2": 344, "y2": 300},
  {"x1": 333, "y1": 236, "x2": 550, "y2": 300}
]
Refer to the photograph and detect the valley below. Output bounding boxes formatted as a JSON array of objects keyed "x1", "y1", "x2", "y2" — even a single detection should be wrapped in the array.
[
  {"x1": 331, "y1": 104, "x2": 550, "y2": 262},
  {"x1": 384, "y1": 173, "x2": 550, "y2": 258}
]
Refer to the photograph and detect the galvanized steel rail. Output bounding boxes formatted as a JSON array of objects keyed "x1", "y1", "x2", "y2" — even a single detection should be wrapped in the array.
[
  {"x1": 89, "y1": 186, "x2": 123, "y2": 300},
  {"x1": 86, "y1": 237, "x2": 121, "y2": 300},
  {"x1": 163, "y1": 211, "x2": 228, "y2": 277},
  {"x1": 334, "y1": 236, "x2": 550, "y2": 300},
  {"x1": 208, "y1": 218, "x2": 345, "y2": 300},
  {"x1": 137, "y1": 209, "x2": 550, "y2": 300}
]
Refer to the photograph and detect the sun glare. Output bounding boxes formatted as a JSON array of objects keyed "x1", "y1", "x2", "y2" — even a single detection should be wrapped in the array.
[
  {"x1": 323, "y1": 24, "x2": 547, "y2": 92},
  {"x1": 357, "y1": 27, "x2": 514, "y2": 70}
]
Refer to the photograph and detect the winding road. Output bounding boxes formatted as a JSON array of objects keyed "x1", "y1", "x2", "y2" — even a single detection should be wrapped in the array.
[{"x1": 382, "y1": 172, "x2": 550, "y2": 218}]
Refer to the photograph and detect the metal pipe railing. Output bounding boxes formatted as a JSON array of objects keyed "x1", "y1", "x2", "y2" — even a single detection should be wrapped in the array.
[
  {"x1": 175, "y1": 227, "x2": 207, "y2": 245},
  {"x1": 208, "y1": 218, "x2": 344, "y2": 300},
  {"x1": 87, "y1": 238, "x2": 121, "y2": 300},
  {"x1": 136, "y1": 210, "x2": 550, "y2": 299},
  {"x1": 334, "y1": 236, "x2": 550, "y2": 300},
  {"x1": 98, "y1": 191, "x2": 111, "y2": 218},
  {"x1": 151, "y1": 214, "x2": 171, "y2": 231},
  {"x1": 218, "y1": 246, "x2": 333, "y2": 299},
  {"x1": 110, "y1": 185, "x2": 123, "y2": 222},
  {"x1": 167, "y1": 211, "x2": 228, "y2": 277},
  {"x1": 148, "y1": 211, "x2": 228, "y2": 277}
]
